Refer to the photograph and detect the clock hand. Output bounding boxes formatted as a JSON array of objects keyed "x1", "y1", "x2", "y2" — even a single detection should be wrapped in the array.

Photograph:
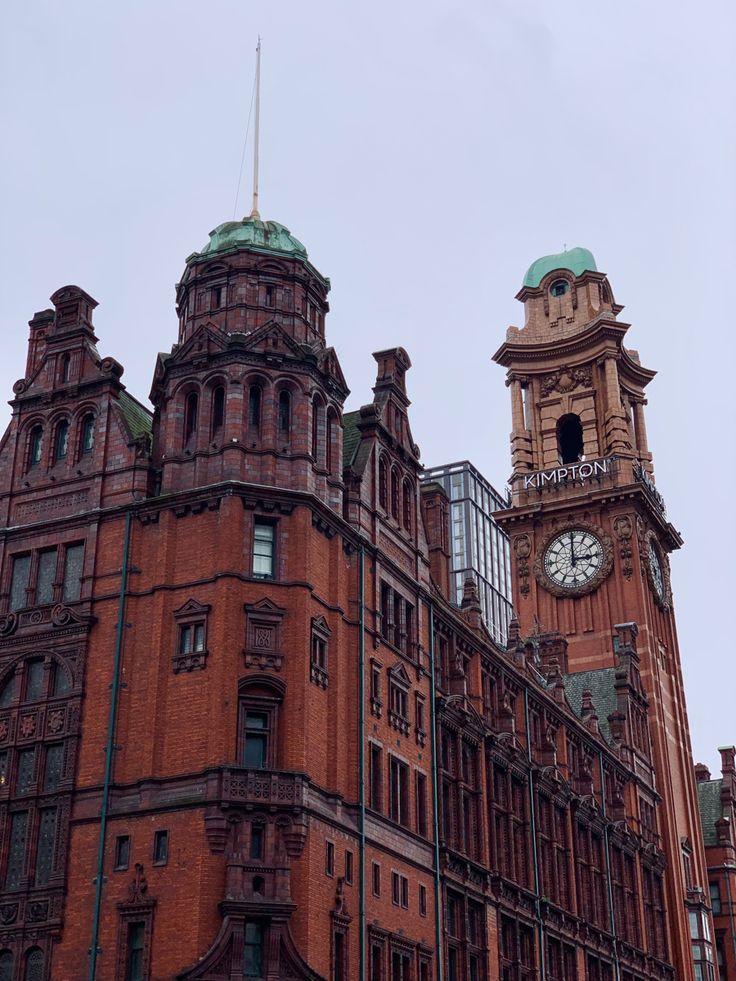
[{"x1": 569, "y1": 531, "x2": 576, "y2": 568}]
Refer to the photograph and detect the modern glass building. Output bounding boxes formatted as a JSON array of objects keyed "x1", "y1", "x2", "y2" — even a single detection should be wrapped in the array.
[{"x1": 421, "y1": 460, "x2": 513, "y2": 646}]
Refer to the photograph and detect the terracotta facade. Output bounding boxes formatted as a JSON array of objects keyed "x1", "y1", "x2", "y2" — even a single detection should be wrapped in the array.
[{"x1": 0, "y1": 223, "x2": 715, "y2": 981}]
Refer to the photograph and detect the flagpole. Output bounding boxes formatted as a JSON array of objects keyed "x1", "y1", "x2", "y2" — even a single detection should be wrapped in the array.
[{"x1": 250, "y1": 37, "x2": 262, "y2": 219}]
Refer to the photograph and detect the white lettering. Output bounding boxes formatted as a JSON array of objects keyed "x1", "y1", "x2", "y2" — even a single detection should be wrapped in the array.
[
  {"x1": 524, "y1": 473, "x2": 537, "y2": 489},
  {"x1": 594, "y1": 460, "x2": 607, "y2": 476},
  {"x1": 579, "y1": 463, "x2": 593, "y2": 479}
]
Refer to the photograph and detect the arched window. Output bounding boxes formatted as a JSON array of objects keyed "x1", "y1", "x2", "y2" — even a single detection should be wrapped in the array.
[
  {"x1": 0, "y1": 950, "x2": 13, "y2": 981},
  {"x1": 391, "y1": 468, "x2": 400, "y2": 520},
  {"x1": 28, "y1": 426, "x2": 43, "y2": 469},
  {"x1": 550, "y1": 279, "x2": 569, "y2": 297},
  {"x1": 557, "y1": 414, "x2": 584, "y2": 464},
  {"x1": 278, "y1": 391, "x2": 291, "y2": 436},
  {"x1": 326, "y1": 409, "x2": 337, "y2": 474},
  {"x1": 184, "y1": 392, "x2": 198, "y2": 445},
  {"x1": 402, "y1": 480, "x2": 413, "y2": 532},
  {"x1": 81, "y1": 414, "x2": 95, "y2": 455},
  {"x1": 211, "y1": 386, "x2": 225, "y2": 437},
  {"x1": 60, "y1": 353, "x2": 71, "y2": 383},
  {"x1": 239, "y1": 677, "x2": 285, "y2": 771},
  {"x1": 54, "y1": 420, "x2": 69, "y2": 461},
  {"x1": 248, "y1": 386, "x2": 262, "y2": 430},
  {"x1": 24, "y1": 948, "x2": 44, "y2": 981},
  {"x1": 24, "y1": 659, "x2": 46, "y2": 703},
  {"x1": 379, "y1": 458, "x2": 388, "y2": 510},
  {"x1": 311, "y1": 397, "x2": 321, "y2": 461}
]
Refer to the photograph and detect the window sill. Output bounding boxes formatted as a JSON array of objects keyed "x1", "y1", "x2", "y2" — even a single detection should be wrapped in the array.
[{"x1": 173, "y1": 648, "x2": 208, "y2": 674}]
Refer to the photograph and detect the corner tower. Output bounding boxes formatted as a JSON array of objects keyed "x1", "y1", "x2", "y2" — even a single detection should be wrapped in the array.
[{"x1": 494, "y1": 249, "x2": 714, "y2": 981}]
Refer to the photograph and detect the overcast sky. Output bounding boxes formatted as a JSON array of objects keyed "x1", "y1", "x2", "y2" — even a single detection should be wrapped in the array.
[{"x1": 2, "y1": 1, "x2": 734, "y2": 772}]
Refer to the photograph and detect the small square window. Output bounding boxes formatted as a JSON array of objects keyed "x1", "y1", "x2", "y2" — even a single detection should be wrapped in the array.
[
  {"x1": 153, "y1": 829, "x2": 168, "y2": 866},
  {"x1": 115, "y1": 835, "x2": 130, "y2": 871}
]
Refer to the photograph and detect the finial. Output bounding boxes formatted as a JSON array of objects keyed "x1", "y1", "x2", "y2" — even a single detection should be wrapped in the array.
[{"x1": 249, "y1": 37, "x2": 262, "y2": 220}]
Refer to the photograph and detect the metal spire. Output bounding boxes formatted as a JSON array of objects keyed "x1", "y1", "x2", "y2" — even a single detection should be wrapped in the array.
[{"x1": 250, "y1": 37, "x2": 262, "y2": 219}]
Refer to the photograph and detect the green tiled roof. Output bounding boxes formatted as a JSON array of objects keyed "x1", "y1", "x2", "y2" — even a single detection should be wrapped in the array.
[
  {"x1": 697, "y1": 779, "x2": 723, "y2": 847},
  {"x1": 523, "y1": 247, "x2": 598, "y2": 288},
  {"x1": 342, "y1": 411, "x2": 361, "y2": 467},
  {"x1": 118, "y1": 391, "x2": 153, "y2": 442},
  {"x1": 563, "y1": 667, "x2": 617, "y2": 744}
]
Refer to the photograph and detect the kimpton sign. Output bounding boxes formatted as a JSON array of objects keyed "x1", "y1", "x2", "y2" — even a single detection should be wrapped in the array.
[{"x1": 522, "y1": 457, "x2": 613, "y2": 490}]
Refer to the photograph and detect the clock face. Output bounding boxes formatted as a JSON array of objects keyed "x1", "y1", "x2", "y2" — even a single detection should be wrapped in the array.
[
  {"x1": 648, "y1": 540, "x2": 666, "y2": 602},
  {"x1": 543, "y1": 529, "x2": 605, "y2": 589}
]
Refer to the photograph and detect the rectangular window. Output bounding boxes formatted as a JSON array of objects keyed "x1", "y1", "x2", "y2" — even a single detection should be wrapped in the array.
[
  {"x1": 115, "y1": 835, "x2": 131, "y2": 871},
  {"x1": 371, "y1": 944, "x2": 383, "y2": 981},
  {"x1": 36, "y1": 549, "x2": 58, "y2": 605},
  {"x1": 250, "y1": 825, "x2": 264, "y2": 860},
  {"x1": 10, "y1": 554, "x2": 30, "y2": 611},
  {"x1": 345, "y1": 849, "x2": 353, "y2": 885},
  {"x1": 5, "y1": 811, "x2": 28, "y2": 889},
  {"x1": 400, "y1": 875, "x2": 408, "y2": 908},
  {"x1": 43, "y1": 743, "x2": 64, "y2": 792},
  {"x1": 333, "y1": 929, "x2": 346, "y2": 981},
  {"x1": 370, "y1": 745, "x2": 383, "y2": 812},
  {"x1": 710, "y1": 881, "x2": 721, "y2": 915},
  {"x1": 391, "y1": 871, "x2": 400, "y2": 905},
  {"x1": 126, "y1": 921, "x2": 146, "y2": 981},
  {"x1": 242, "y1": 711, "x2": 269, "y2": 768},
  {"x1": 326, "y1": 840, "x2": 335, "y2": 877},
  {"x1": 389, "y1": 758, "x2": 409, "y2": 827},
  {"x1": 416, "y1": 772, "x2": 428, "y2": 836},
  {"x1": 372, "y1": 861, "x2": 381, "y2": 897},
  {"x1": 253, "y1": 522, "x2": 275, "y2": 578},
  {"x1": 244, "y1": 922, "x2": 264, "y2": 978},
  {"x1": 179, "y1": 622, "x2": 206, "y2": 654},
  {"x1": 62, "y1": 543, "x2": 84, "y2": 603},
  {"x1": 415, "y1": 694, "x2": 425, "y2": 743},
  {"x1": 34, "y1": 806, "x2": 57, "y2": 885},
  {"x1": 16, "y1": 748, "x2": 36, "y2": 795},
  {"x1": 153, "y1": 829, "x2": 168, "y2": 865},
  {"x1": 419, "y1": 883, "x2": 427, "y2": 916},
  {"x1": 25, "y1": 659, "x2": 45, "y2": 702}
]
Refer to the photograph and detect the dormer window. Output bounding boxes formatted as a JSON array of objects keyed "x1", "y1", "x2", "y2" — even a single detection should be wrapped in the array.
[{"x1": 550, "y1": 279, "x2": 569, "y2": 297}]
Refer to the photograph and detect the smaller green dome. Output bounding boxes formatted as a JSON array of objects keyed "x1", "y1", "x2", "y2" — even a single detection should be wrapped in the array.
[
  {"x1": 191, "y1": 216, "x2": 309, "y2": 263},
  {"x1": 523, "y1": 247, "x2": 597, "y2": 288}
]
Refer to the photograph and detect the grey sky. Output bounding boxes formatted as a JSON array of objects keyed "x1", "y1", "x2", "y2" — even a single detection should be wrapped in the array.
[{"x1": 2, "y1": 1, "x2": 734, "y2": 772}]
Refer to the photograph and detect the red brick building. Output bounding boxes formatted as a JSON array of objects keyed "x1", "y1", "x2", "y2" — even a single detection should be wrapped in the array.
[{"x1": 0, "y1": 222, "x2": 716, "y2": 980}]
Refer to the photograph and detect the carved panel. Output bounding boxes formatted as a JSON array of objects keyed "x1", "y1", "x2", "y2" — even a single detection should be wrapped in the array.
[{"x1": 243, "y1": 598, "x2": 286, "y2": 672}]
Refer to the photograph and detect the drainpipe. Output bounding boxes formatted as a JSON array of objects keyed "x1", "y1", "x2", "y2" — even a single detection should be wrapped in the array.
[
  {"x1": 599, "y1": 752, "x2": 622, "y2": 981},
  {"x1": 428, "y1": 602, "x2": 444, "y2": 981},
  {"x1": 358, "y1": 545, "x2": 366, "y2": 981},
  {"x1": 89, "y1": 509, "x2": 132, "y2": 981},
  {"x1": 523, "y1": 689, "x2": 546, "y2": 980}
]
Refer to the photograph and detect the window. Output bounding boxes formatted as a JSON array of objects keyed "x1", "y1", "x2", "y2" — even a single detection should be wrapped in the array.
[
  {"x1": 419, "y1": 883, "x2": 427, "y2": 916},
  {"x1": 312, "y1": 397, "x2": 321, "y2": 461},
  {"x1": 278, "y1": 390, "x2": 291, "y2": 436},
  {"x1": 390, "y1": 468, "x2": 400, "y2": 519},
  {"x1": 391, "y1": 871, "x2": 400, "y2": 905},
  {"x1": 264, "y1": 285, "x2": 274, "y2": 307},
  {"x1": 115, "y1": 835, "x2": 131, "y2": 871},
  {"x1": 25, "y1": 660, "x2": 45, "y2": 703},
  {"x1": 379, "y1": 458, "x2": 388, "y2": 510},
  {"x1": 211, "y1": 386, "x2": 225, "y2": 436},
  {"x1": 402, "y1": 480, "x2": 412, "y2": 532},
  {"x1": 250, "y1": 824, "x2": 264, "y2": 860},
  {"x1": 244, "y1": 922, "x2": 264, "y2": 978},
  {"x1": 345, "y1": 850, "x2": 353, "y2": 885},
  {"x1": 0, "y1": 674, "x2": 17, "y2": 709},
  {"x1": 248, "y1": 385, "x2": 262, "y2": 429},
  {"x1": 61, "y1": 354, "x2": 72, "y2": 383},
  {"x1": 372, "y1": 861, "x2": 381, "y2": 897},
  {"x1": 391, "y1": 948, "x2": 411, "y2": 981},
  {"x1": 550, "y1": 279, "x2": 569, "y2": 297},
  {"x1": 183, "y1": 391, "x2": 199, "y2": 446},
  {"x1": 326, "y1": 409, "x2": 335, "y2": 473},
  {"x1": 389, "y1": 757, "x2": 410, "y2": 827},
  {"x1": 416, "y1": 772, "x2": 428, "y2": 836},
  {"x1": 34, "y1": 806, "x2": 57, "y2": 885},
  {"x1": 81, "y1": 414, "x2": 95, "y2": 454},
  {"x1": 10, "y1": 554, "x2": 31, "y2": 611},
  {"x1": 24, "y1": 949, "x2": 44, "y2": 981},
  {"x1": 126, "y1": 922, "x2": 145, "y2": 981},
  {"x1": 370, "y1": 663, "x2": 383, "y2": 717},
  {"x1": 252, "y1": 522, "x2": 275, "y2": 578},
  {"x1": 153, "y1": 829, "x2": 168, "y2": 865},
  {"x1": 28, "y1": 426, "x2": 43, "y2": 469},
  {"x1": 389, "y1": 675, "x2": 409, "y2": 735},
  {"x1": 710, "y1": 881, "x2": 721, "y2": 915},
  {"x1": 62, "y1": 543, "x2": 84, "y2": 603},
  {"x1": 415, "y1": 694, "x2": 426, "y2": 745},
  {"x1": 36, "y1": 549, "x2": 57, "y2": 606},
  {"x1": 242, "y1": 712, "x2": 270, "y2": 768},
  {"x1": 333, "y1": 928, "x2": 347, "y2": 981},
  {"x1": 0, "y1": 951, "x2": 13, "y2": 981},
  {"x1": 16, "y1": 748, "x2": 36, "y2": 795},
  {"x1": 370, "y1": 745, "x2": 383, "y2": 811},
  {"x1": 557, "y1": 413, "x2": 583, "y2": 465},
  {"x1": 5, "y1": 811, "x2": 28, "y2": 888},
  {"x1": 54, "y1": 419, "x2": 69, "y2": 461},
  {"x1": 371, "y1": 943, "x2": 383, "y2": 981},
  {"x1": 211, "y1": 286, "x2": 224, "y2": 309},
  {"x1": 310, "y1": 619, "x2": 329, "y2": 688},
  {"x1": 326, "y1": 841, "x2": 335, "y2": 877}
]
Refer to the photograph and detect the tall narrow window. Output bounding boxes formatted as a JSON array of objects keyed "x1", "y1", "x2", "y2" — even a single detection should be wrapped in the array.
[
  {"x1": 402, "y1": 480, "x2": 412, "y2": 532},
  {"x1": 248, "y1": 385, "x2": 262, "y2": 429},
  {"x1": 80, "y1": 414, "x2": 95, "y2": 455},
  {"x1": 16, "y1": 748, "x2": 36, "y2": 795},
  {"x1": 34, "y1": 807, "x2": 57, "y2": 885},
  {"x1": 184, "y1": 392, "x2": 198, "y2": 445},
  {"x1": 0, "y1": 951, "x2": 13, "y2": 981},
  {"x1": 211, "y1": 286, "x2": 224, "y2": 309},
  {"x1": 379, "y1": 458, "x2": 388, "y2": 509},
  {"x1": 153, "y1": 829, "x2": 168, "y2": 865},
  {"x1": 389, "y1": 758, "x2": 410, "y2": 827},
  {"x1": 10, "y1": 554, "x2": 31, "y2": 611},
  {"x1": 252, "y1": 522, "x2": 275, "y2": 578},
  {"x1": 55, "y1": 419, "x2": 69, "y2": 461},
  {"x1": 242, "y1": 712, "x2": 269, "y2": 768},
  {"x1": 60, "y1": 353, "x2": 71, "y2": 383},
  {"x1": 211, "y1": 386, "x2": 225, "y2": 437},
  {"x1": 557, "y1": 413, "x2": 584, "y2": 464},
  {"x1": 62, "y1": 543, "x2": 84, "y2": 603},
  {"x1": 5, "y1": 811, "x2": 28, "y2": 889},
  {"x1": 370, "y1": 745, "x2": 383, "y2": 811},
  {"x1": 126, "y1": 922, "x2": 145, "y2": 981},
  {"x1": 326, "y1": 410, "x2": 335, "y2": 474},
  {"x1": 312, "y1": 397, "x2": 319, "y2": 460},
  {"x1": 28, "y1": 426, "x2": 43, "y2": 468},
  {"x1": 24, "y1": 949, "x2": 44, "y2": 981},
  {"x1": 264, "y1": 285, "x2": 274, "y2": 307},
  {"x1": 390, "y1": 468, "x2": 400, "y2": 519},
  {"x1": 115, "y1": 835, "x2": 130, "y2": 871},
  {"x1": 0, "y1": 674, "x2": 17, "y2": 709},
  {"x1": 278, "y1": 390, "x2": 291, "y2": 436},
  {"x1": 43, "y1": 744, "x2": 64, "y2": 793},
  {"x1": 244, "y1": 922, "x2": 264, "y2": 978},
  {"x1": 25, "y1": 659, "x2": 45, "y2": 703}
]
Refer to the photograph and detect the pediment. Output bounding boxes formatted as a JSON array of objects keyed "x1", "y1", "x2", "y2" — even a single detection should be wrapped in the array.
[
  {"x1": 169, "y1": 322, "x2": 229, "y2": 364},
  {"x1": 388, "y1": 662, "x2": 411, "y2": 688},
  {"x1": 174, "y1": 598, "x2": 211, "y2": 618},
  {"x1": 244, "y1": 597, "x2": 286, "y2": 619},
  {"x1": 319, "y1": 346, "x2": 348, "y2": 392},
  {"x1": 238, "y1": 320, "x2": 305, "y2": 358},
  {"x1": 311, "y1": 615, "x2": 331, "y2": 636}
]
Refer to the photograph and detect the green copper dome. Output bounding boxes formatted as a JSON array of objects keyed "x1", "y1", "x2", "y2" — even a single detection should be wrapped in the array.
[
  {"x1": 523, "y1": 247, "x2": 597, "y2": 288},
  {"x1": 190, "y1": 216, "x2": 309, "y2": 263}
]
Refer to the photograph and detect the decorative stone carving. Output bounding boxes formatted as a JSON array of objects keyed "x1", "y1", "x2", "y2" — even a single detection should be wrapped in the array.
[
  {"x1": 243, "y1": 598, "x2": 286, "y2": 672},
  {"x1": 513, "y1": 534, "x2": 532, "y2": 597},
  {"x1": 612, "y1": 514, "x2": 634, "y2": 580},
  {"x1": 540, "y1": 364, "x2": 592, "y2": 397},
  {"x1": 533, "y1": 519, "x2": 614, "y2": 599}
]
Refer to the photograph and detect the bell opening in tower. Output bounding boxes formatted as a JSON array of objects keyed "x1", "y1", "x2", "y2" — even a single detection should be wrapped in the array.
[{"x1": 557, "y1": 413, "x2": 584, "y2": 464}]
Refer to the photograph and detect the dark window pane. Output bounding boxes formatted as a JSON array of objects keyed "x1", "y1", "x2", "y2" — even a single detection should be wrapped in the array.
[
  {"x1": 250, "y1": 826, "x2": 264, "y2": 859},
  {"x1": 82, "y1": 415, "x2": 95, "y2": 454},
  {"x1": 193, "y1": 623, "x2": 205, "y2": 651},
  {"x1": 126, "y1": 922, "x2": 145, "y2": 981},
  {"x1": 25, "y1": 660, "x2": 45, "y2": 702},
  {"x1": 55, "y1": 421, "x2": 69, "y2": 460},
  {"x1": 0, "y1": 751, "x2": 8, "y2": 789},
  {"x1": 0, "y1": 674, "x2": 17, "y2": 709},
  {"x1": 0, "y1": 951, "x2": 13, "y2": 981},
  {"x1": 52, "y1": 663, "x2": 71, "y2": 697},
  {"x1": 43, "y1": 744, "x2": 64, "y2": 792},
  {"x1": 36, "y1": 550, "x2": 57, "y2": 606},
  {"x1": 248, "y1": 387, "x2": 261, "y2": 428},
  {"x1": 115, "y1": 835, "x2": 130, "y2": 870},
  {"x1": 244, "y1": 734, "x2": 267, "y2": 769},
  {"x1": 179, "y1": 625, "x2": 192, "y2": 653},
  {"x1": 35, "y1": 807, "x2": 57, "y2": 885},
  {"x1": 29, "y1": 427, "x2": 43, "y2": 467},
  {"x1": 10, "y1": 555, "x2": 31, "y2": 611},
  {"x1": 211, "y1": 387, "x2": 225, "y2": 434},
  {"x1": 153, "y1": 830, "x2": 168, "y2": 865},
  {"x1": 244, "y1": 922, "x2": 264, "y2": 977},
  {"x1": 6, "y1": 811, "x2": 28, "y2": 888},
  {"x1": 24, "y1": 948, "x2": 44, "y2": 981},
  {"x1": 16, "y1": 748, "x2": 36, "y2": 795},
  {"x1": 62, "y1": 544, "x2": 84, "y2": 603}
]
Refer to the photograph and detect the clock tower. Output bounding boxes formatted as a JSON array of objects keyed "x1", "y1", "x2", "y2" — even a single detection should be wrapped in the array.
[{"x1": 494, "y1": 249, "x2": 713, "y2": 981}]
